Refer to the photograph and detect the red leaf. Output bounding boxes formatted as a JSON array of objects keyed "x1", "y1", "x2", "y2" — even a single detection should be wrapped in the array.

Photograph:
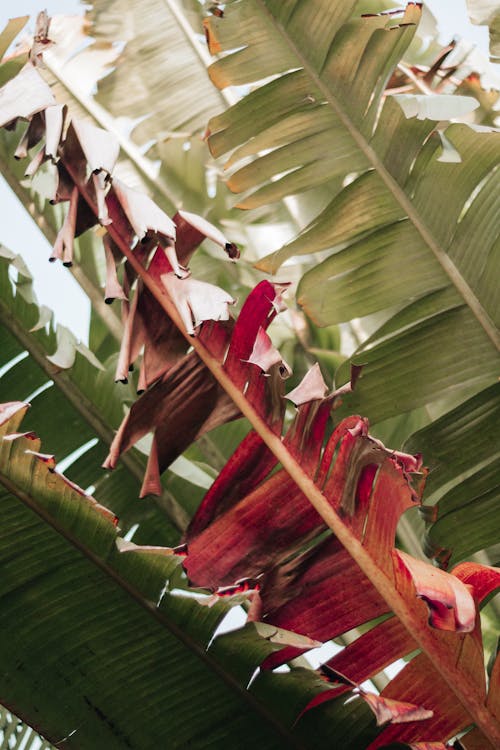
[
  {"x1": 104, "y1": 345, "x2": 240, "y2": 486},
  {"x1": 259, "y1": 538, "x2": 390, "y2": 670},
  {"x1": 366, "y1": 652, "x2": 472, "y2": 748},
  {"x1": 451, "y1": 562, "x2": 500, "y2": 604},
  {"x1": 223, "y1": 280, "x2": 289, "y2": 389},
  {"x1": 187, "y1": 429, "x2": 277, "y2": 539}
]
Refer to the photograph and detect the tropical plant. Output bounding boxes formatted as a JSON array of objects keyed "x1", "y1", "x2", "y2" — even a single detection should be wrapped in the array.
[{"x1": 0, "y1": 3, "x2": 499, "y2": 749}]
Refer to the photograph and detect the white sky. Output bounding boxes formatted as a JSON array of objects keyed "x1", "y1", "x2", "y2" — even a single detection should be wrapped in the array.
[{"x1": 0, "y1": 0, "x2": 496, "y2": 345}]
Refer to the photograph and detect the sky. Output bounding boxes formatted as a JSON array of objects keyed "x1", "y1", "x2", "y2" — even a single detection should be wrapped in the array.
[{"x1": 0, "y1": 0, "x2": 496, "y2": 345}]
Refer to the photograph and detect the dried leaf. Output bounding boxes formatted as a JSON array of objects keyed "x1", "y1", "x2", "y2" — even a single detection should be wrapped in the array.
[
  {"x1": 0, "y1": 401, "x2": 28, "y2": 426},
  {"x1": 104, "y1": 347, "x2": 240, "y2": 482},
  {"x1": 244, "y1": 326, "x2": 291, "y2": 377},
  {"x1": 395, "y1": 550, "x2": 476, "y2": 632},
  {"x1": 286, "y1": 363, "x2": 328, "y2": 405},
  {"x1": 50, "y1": 185, "x2": 80, "y2": 265},
  {"x1": 0, "y1": 64, "x2": 55, "y2": 126},
  {"x1": 161, "y1": 272, "x2": 235, "y2": 336},
  {"x1": 361, "y1": 691, "x2": 433, "y2": 726},
  {"x1": 103, "y1": 236, "x2": 127, "y2": 303},
  {"x1": 177, "y1": 209, "x2": 239, "y2": 259},
  {"x1": 45, "y1": 104, "x2": 66, "y2": 160},
  {"x1": 72, "y1": 117, "x2": 120, "y2": 175},
  {"x1": 30, "y1": 10, "x2": 53, "y2": 65},
  {"x1": 112, "y1": 178, "x2": 176, "y2": 242}
]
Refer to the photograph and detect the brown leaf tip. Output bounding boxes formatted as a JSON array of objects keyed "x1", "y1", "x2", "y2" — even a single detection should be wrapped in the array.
[{"x1": 225, "y1": 242, "x2": 240, "y2": 260}]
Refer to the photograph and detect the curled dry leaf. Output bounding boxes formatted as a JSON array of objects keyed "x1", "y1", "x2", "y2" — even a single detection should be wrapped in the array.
[
  {"x1": 361, "y1": 691, "x2": 433, "y2": 727},
  {"x1": 49, "y1": 185, "x2": 79, "y2": 266},
  {"x1": 24, "y1": 449, "x2": 56, "y2": 470},
  {"x1": 103, "y1": 236, "x2": 127, "y2": 303},
  {"x1": 0, "y1": 401, "x2": 29, "y2": 426},
  {"x1": 71, "y1": 117, "x2": 120, "y2": 175},
  {"x1": 178, "y1": 209, "x2": 240, "y2": 259},
  {"x1": 244, "y1": 326, "x2": 291, "y2": 378},
  {"x1": 30, "y1": 9, "x2": 53, "y2": 66},
  {"x1": 45, "y1": 104, "x2": 66, "y2": 160},
  {"x1": 395, "y1": 550, "x2": 476, "y2": 632},
  {"x1": 112, "y1": 179, "x2": 175, "y2": 239},
  {"x1": 0, "y1": 63, "x2": 55, "y2": 127},
  {"x1": 161, "y1": 272, "x2": 236, "y2": 336},
  {"x1": 14, "y1": 111, "x2": 44, "y2": 159},
  {"x1": 286, "y1": 362, "x2": 328, "y2": 405}
]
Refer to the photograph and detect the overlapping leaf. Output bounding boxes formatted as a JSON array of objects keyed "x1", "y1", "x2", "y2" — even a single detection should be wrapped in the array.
[
  {"x1": 0, "y1": 401, "x2": 359, "y2": 750},
  {"x1": 182, "y1": 388, "x2": 500, "y2": 747},
  {"x1": 1, "y1": 8, "x2": 500, "y2": 750}
]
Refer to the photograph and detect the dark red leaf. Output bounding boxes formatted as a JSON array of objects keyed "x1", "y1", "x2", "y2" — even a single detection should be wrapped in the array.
[
  {"x1": 104, "y1": 344, "x2": 240, "y2": 493},
  {"x1": 259, "y1": 537, "x2": 390, "y2": 670},
  {"x1": 187, "y1": 429, "x2": 277, "y2": 539},
  {"x1": 223, "y1": 280, "x2": 289, "y2": 389}
]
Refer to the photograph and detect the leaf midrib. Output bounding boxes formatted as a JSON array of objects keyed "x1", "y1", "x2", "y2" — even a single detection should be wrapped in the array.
[{"x1": 255, "y1": 0, "x2": 500, "y2": 351}]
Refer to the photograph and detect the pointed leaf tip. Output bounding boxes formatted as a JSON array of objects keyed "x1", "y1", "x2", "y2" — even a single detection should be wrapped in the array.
[
  {"x1": 361, "y1": 691, "x2": 433, "y2": 726},
  {"x1": 244, "y1": 327, "x2": 292, "y2": 377},
  {"x1": 177, "y1": 209, "x2": 239, "y2": 260},
  {"x1": 286, "y1": 363, "x2": 328, "y2": 405},
  {"x1": 0, "y1": 401, "x2": 30, "y2": 426}
]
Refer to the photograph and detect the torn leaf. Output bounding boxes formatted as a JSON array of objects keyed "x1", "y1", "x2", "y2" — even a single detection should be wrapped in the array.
[
  {"x1": 112, "y1": 179, "x2": 175, "y2": 241},
  {"x1": 72, "y1": 117, "x2": 120, "y2": 175},
  {"x1": 244, "y1": 327, "x2": 291, "y2": 377},
  {"x1": 178, "y1": 209, "x2": 239, "y2": 259},
  {"x1": 161, "y1": 272, "x2": 235, "y2": 336},
  {"x1": 0, "y1": 64, "x2": 55, "y2": 126},
  {"x1": 286, "y1": 363, "x2": 328, "y2": 405},
  {"x1": 360, "y1": 690, "x2": 433, "y2": 726},
  {"x1": 395, "y1": 550, "x2": 476, "y2": 632}
]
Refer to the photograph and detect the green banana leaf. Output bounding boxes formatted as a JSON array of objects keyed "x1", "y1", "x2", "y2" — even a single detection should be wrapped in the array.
[
  {"x1": 0, "y1": 245, "x2": 190, "y2": 539},
  {"x1": 405, "y1": 383, "x2": 500, "y2": 568},
  {"x1": 202, "y1": 1, "x2": 499, "y2": 427}
]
